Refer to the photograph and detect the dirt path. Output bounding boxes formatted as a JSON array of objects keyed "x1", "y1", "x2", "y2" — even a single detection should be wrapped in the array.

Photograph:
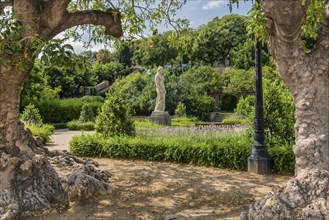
[{"x1": 32, "y1": 130, "x2": 292, "y2": 220}]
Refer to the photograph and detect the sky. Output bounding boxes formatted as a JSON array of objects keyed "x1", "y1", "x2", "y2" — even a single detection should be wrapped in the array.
[{"x1": 70, "y1": 0, "x2": 253, "y2": 53}]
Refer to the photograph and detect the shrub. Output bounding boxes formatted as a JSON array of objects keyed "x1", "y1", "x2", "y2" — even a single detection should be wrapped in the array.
[
  {"x1": 269, "y1": 144, "x2": 295, "y2": 173},
  {"x1": 95, "y1": 94, "x2": 135, "y2": 137},
  {"x1": 22, "y1": 98, "x2": 103, "y2": 123},
  {"x1": 21, "y1": 104, "x2": 43, "y2": 125},
  {"x1": 81, "y1": 95, "x2": 104, "y2": 102},
  {"x1": 67, "y1": 120, "x2": 95, "y2": 131},
  {"x1": 235, "y1": 79, "x2": 295, "y2": 147},
  {"x1": 171, "y1": 117, "x2": 198, "y2": 127},
  {"x1": 221, "y1": 117, "x2": 248, "y2": 125},
  {"x1": 69, "y1": 132, "x2": 295, "y2": 173},
  {"x1": 69, "y1": 132, "x2": 251, "y2": 170},
  {"x1": 79, "y1": 104, "x2": 95, "y2": 122},
  {"x1": 25, "y1": 124, "x2": 54, "y2": 144},
  {"x1": 175, "y1": 101, "x2": 187, "y2": 117}
]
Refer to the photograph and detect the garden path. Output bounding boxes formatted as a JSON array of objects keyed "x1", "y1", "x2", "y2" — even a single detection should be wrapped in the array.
[{"x1": 32, "y1": 129, "x2": 292, "y2": 220}]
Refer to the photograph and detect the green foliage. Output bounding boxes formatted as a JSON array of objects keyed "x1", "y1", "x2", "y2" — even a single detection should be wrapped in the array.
[
  {"x1": 220, "y1": 94, "x2": 237, "y2": 112},
  {"x1": 175, "y1": 101, "x2": 187, "y2": 117},
  {"x1": 246, "y1": 2, "x2": 268, "y2": 45},
  {"x1": 171, "y1": 117, "x2": 198, "y2": 127},
  {"x1": 46, "y1": 65, "x2": 97, "y2": 98},
  {"x1": 25, "y1": 124, "x2": 54, "y2": 144},
  {"x1": 268, "y1": 144, "x2": 295, "y2": 173},
  {"x1": 134, "y1": 119, "x2": 165, "y2": 130},
  {"x1": 235, "y1": 79, "x2": 295, "y2": 147},
  {"x1": 79, "y1": 104, "x2": 95, "y2": 122},
  {"x1": 69, "y1": 129, "x2": 295, "y2": 173},
  {"x1": 21, "y1": 62, "x2": 60, "y2": 103},
  {"x1": 22, "y1": 98, "x2": 102, "y2": 124},
  {"x1": 70, "y1": 132, "x2": 251, "y2": 170},
  {"x1": 231, "y1": 38, "x2": 270, "y2": 70},
  {"x1": 221, "y1": 117, "x2": 248, "y2": 125},
  {"x1": 132, "y1": 31, "x2": 179, "y2": 66},
  {"x1": 66, "y1": 0, "x2": 188, "y2": 44},
  {"x1": 67, "y1": 120, "x2": 95, "y2": 131},
  {"x1": 21, "y1": 104, "x2": 43, "y2": 125},
  {"x1": 91, "y1": 62, "x2": 129, "y2": 84},
  {"x1": 107, "y1": 66, "x2": 221, "y2": 120},
  {"x1": 301, "y1": 0, "x2": 326, "y2": 51},
  {"x1": 81, "y1": 95, "x2": 105, "y2": 102},
  {"x1": 192, "y1": 14, "x2": 248, "y2": 66},
  {"x1": 95, "y1": 94, "x2": 135, "y2": 137}
]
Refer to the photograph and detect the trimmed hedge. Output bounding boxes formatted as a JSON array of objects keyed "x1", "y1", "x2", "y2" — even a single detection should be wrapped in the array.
[
  {"x1": 67, "y1": 120, "x2": 95, "y2": 131},
  {"x1": 69, "y1": 134, "x2": 295, "y2": 173},
  {"x1": 22, "y1": 98, "x2": 103, "y2": 123}
]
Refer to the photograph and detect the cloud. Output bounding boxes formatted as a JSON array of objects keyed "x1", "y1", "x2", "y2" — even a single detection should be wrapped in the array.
[{"x1": 202, "y1": 0, "x2": 227, "y2": 10}]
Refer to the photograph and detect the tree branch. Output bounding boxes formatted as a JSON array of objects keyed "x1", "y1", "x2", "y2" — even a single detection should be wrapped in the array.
[
  {"x1": 44, "y1": 8, "x2": 123, "y2": 40},
  {"x1": 262, "y1": 0, "x2": 308, "y2": 60}
]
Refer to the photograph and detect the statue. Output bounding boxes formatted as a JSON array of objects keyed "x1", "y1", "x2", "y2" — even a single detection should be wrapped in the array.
[{"x1": 154, "y1": 66, "x2": 166, "y2": 112}]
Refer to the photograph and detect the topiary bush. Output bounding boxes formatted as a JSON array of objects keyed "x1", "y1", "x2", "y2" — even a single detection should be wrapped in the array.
[
  {"x1": 95, "y1": 94, "x2": 135, "y2": 137},
  {"x1": 79, "y1": 104, "x2": 95, "y2": 122},
  {"x1": 21, "y1": 103, "x2": 43, "y2": 125},
  {"x1": 175, "y1": 101, "x2": 187, "y2": 117},
  {"x1": 67, "y1": 120, "x2": 95, "y2": 131}
]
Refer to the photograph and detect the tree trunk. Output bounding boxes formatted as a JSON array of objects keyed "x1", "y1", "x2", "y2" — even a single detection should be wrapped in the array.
[
  {"x1": 0, "y1": 66, "x2": 68, "y2": 219},
  {"x1": 241, "y1": 1, "x2": 329, "y2": 219}
]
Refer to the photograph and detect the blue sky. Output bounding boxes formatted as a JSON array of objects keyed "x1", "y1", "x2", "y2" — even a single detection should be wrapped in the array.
[
  {"x1": 70, "y1": 0, "x2": 253, "y2": 53},
  {"x1": 162, "y1": 0, "x2": 253, "y2": 30}
]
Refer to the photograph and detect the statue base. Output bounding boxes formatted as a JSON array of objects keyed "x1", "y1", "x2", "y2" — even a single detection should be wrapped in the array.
[{"x1": 149, "y1": 111, "x2": 171, "y2": 126}]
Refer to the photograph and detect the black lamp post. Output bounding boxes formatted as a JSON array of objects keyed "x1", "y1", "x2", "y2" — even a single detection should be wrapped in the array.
[{"x1": 247, "y1": 37, "x2": 273, "y2": 174}]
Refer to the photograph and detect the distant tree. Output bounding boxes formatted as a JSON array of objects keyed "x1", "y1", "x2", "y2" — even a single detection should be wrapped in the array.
[{"x1": 192, "y1": 14, "x2": 247, "y2": 66}]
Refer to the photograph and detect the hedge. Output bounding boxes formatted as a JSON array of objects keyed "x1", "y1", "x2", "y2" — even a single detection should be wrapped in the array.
[
  {"x1": 69, "y1": 134, "x2": 295, "y2": 173},
  {"x1": 21, "y1": 98, "x2": 103, "y2": 123}
]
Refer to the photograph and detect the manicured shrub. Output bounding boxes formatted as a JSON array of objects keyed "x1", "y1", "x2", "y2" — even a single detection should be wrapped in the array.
[
  {"x1": 81, "y1": 95, "x2": 104, "y2": 102},
  {"x1": 175, "y1": 101, "x2": 187, "y2": 117},
  {"x1": 95, "y1": 94, "x2": 135, "y2": 137},
  {"x1": 79, "y1": 104, "x2": 95, "y2": 122},
  {"x1": 69, "y1": 132, "x2": 251, "y2": 170},
  {"x1": 171, "y1": 117, "x2": 198, "y2": 127},
  {"x1": 22, "y1": 98, "x2": 103, "y2": 123},
  {"x1": 67, "y1": 120, "x2": 95, "y2": 131},
  {"x1": 25, "y1": 124, "x2": 54, "y2": 144},
  {"x1": 21, "y1": 104, "x2": 43, "y2": 125},
  {"x1": 221, "y1": 117, "x2": 248, "y2": 125}
]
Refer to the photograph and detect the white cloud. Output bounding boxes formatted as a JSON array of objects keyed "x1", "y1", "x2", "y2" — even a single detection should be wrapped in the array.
[{"x1": 202, "y1": 0, "x2": 227, "y2": 10}]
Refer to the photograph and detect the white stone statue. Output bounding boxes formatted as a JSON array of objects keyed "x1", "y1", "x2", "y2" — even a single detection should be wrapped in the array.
[{"x1": 154, "y1": 66, "x2": 166, "y2": 112}]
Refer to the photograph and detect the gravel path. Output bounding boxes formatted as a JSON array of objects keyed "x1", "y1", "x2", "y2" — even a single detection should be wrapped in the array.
[{"x1": 38, "y1": 129, "x2": 292, "y2": 220}]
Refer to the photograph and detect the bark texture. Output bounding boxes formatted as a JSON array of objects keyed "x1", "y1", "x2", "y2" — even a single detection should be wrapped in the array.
[
  {"x1": 0, "y1": 1, "x2": 122, "y2": 219},
  {"x1": 242, "y1": 0, "x2": 329, "y2": 219}
]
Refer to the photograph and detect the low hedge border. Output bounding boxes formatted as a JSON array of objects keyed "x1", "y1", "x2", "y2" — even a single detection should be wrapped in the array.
[{"x1": 69, "y1": 134, "x2": 295, "y2": 173}]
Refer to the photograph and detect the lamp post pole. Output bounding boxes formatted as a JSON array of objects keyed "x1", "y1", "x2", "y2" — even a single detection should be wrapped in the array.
[{"x1": 248, "y1": 33, "x2": 273, "y2": 174}]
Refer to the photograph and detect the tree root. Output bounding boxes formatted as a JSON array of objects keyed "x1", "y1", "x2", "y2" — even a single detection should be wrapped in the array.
[
  {"x1": 0, "y1": 128, "x2": 113, "y2": 219},
  {"x1": 241, "y1": 170, "x2": 329, "y2": 220}
]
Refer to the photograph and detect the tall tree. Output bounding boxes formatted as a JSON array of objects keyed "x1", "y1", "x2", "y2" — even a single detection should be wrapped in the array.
[
  {"x1": 237, "y1": 0, "x2": 329, "y2": 219},
  {"x1": 0, "y1": 0, "x2": 186, "y2": 218},
  {"x1": 192, "y1": 14, "x2": 247, "y2": 66}
]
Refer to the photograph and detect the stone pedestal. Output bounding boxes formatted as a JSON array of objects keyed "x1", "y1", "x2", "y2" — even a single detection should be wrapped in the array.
[
  {"x1": 149, "y1": 111, "x2": 171, "y2": 126},
  {"x1": 248, "y1": 144, "x2": 273, "y2": 174}
]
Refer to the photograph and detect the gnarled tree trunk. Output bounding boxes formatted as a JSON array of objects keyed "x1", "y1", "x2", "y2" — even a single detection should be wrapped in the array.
[
  {"x1": 242, "y1": 1, "x2": 329, "y2": 219},
  {"x1": 0, "y1": 1, "x2": 123, "y2": 219}
]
